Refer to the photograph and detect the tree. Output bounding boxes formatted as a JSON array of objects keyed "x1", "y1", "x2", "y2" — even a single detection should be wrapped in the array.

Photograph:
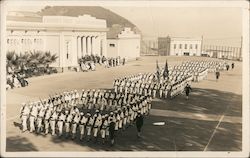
[{"x1": 6, "y1": 50, "x2": 58, "y2": 76}]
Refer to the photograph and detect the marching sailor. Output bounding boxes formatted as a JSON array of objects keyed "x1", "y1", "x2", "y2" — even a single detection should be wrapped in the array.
[
  {"x1": 71, "y1": 112, "x2": 80, "y2": 139},
  {"x1": 29, "y1": 103, "x2": 38, "y2": 133},
  {"x1": 57, "y1": 111, "x2": 66, "y2": 137},
  {"x1": 79, "y1": 112, "x2": 87, "y2": 141},
  {"x1": 20, "y1": 103, "x2": 30, "y2": 132},
  {"x1": 50, "y1": 110, "x2": 58, "y2": 136}
]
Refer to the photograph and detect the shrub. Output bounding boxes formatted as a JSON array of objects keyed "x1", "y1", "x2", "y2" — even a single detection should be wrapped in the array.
[{"x1": 6, "y1": 51, "x2": 58, "y2": 77}]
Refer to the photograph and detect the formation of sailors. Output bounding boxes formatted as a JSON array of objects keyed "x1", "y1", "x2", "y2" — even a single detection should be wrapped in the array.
[
  {"x1": 20, "y1": 89, "x2": 152, "y2": 145},
  {"x1": 19, "y1": 58, "x2": 233, "y2": 146},
  {"x1": 114, "y1": 60, "x2": 230, "y2": 99}
]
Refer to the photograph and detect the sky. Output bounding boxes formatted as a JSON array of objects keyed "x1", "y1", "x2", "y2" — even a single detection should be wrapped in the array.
[
  {"x1": 7, "y1": 5, "x2": 243, "y2": 46},
  {"x1": 105, "y1": 7, "x2": 242, "y2": 46}
]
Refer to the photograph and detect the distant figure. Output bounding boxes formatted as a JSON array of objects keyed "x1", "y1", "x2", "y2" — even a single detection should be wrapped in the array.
[
  {"x1": 122, "y1": 58, "x2": 126, "y2": 65},
  {"x1": 184, "y1": 83, "x2": 192, "y2": 100},
  {"x1": 232, "y1": 62, "x2": 235, "y2": 69},
  {"x1": 135, "y1": 111, "x2": 144, "y2": 138},
  {"x1": 226, "y1": 64, "x2": 230, "y2": 71},
  {"x1": 215, "y1": 69, "x2": 220, "y2": 82}
]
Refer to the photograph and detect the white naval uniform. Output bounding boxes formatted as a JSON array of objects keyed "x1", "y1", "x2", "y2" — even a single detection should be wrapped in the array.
[
  {"x1": 57, "y1": 113, "x2": 66, "y2": 136},
  {"x1": 29, "y1": 106, "x2": 38, "y2": 133},
  {"x1": 21, "y1": 106, "x2": 30, "y2": 132},
  {"x1": 50, "y1": 112, "x2": 58, "y2": 135}
]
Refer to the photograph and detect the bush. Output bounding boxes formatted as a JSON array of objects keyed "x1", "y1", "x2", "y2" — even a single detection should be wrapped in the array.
[{"x1": 6, "y1": 51, "x2": 58, "y2": 77}]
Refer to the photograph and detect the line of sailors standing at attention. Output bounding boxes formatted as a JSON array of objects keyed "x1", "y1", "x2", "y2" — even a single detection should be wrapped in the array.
[
  {"x1": 78, "y1": 55, "x2": 126, "y2": 72},
  {"x1": 113, "y1": 60, "x2": 229, "y2": 99},
  {"x1": 20, "y1": 89, "x2": 152, "y2": 145}
]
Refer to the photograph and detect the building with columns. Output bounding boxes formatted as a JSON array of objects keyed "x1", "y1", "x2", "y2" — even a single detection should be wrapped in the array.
[
  {"x1": 6, "y1": 14, "x2": 108, "y2": 67},
  {"x1": 107, "y1": 27, "x2": 141, "y2": 60}
]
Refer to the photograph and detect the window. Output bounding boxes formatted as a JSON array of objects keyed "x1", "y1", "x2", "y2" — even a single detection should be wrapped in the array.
[
  {"x1": 195, "y1": 44, "x2": 198, "y2": 49},
  {"x1": 174, "y1": 44, "x2": 176, "y2": 49},
  {"x1": 185, "y1": 44, "x2": 187, "y2": 49},
  {"x1": 190, "y1": 44, "x2": 192, "y2": 49},
  {"x1": 7, "y1": 39, "x2": 9, "y2": 44},
  {"x1": 109, "y1": 43, "x2": 115, "y2": 47},
  {"x1": 179, "y1": 44, "x2": 182, "y2": 49}
]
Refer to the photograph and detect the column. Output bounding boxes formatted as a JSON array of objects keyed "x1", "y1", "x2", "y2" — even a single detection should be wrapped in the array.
[
  {"x1": 91, "y1": 36, "x2": 94, "y2": 54},
  {"x1": 77, "y1": 36, "x2": 81, "y2": 59},
  {"x1": 227, "y1": 46, "x2": 230, "y2": 59},
  {"x1": 85, "y1": 36, "x2": 88, "y2": 55},
  {"x1": 95, "y1": 36, "x2": 100, "y2": 56},
  {"x1": 92, "y1": 36, "x2": 97, "y2": 55},
  {"x1": 81, "y1": 36, "x2": 86, "y2": 57},
  {"x1": 59, "y1": 34, "x2": 64, "y2": 67},
  {"x1": 100, "y1": 39, "x2": 103, "y2": 56},
  {"x1": 87, "y1": 36, "x2": 91, "y2": 54}
]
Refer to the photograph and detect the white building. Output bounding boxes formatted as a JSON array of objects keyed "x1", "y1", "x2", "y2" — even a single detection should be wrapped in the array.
[
  {"x1": 107, "y1": 27, "x2": 141, "y2": 60},
  {"x1": 170, "y1": 37, "x2": 202, "y2": 56},
  {"x1": 6, "y1": 13, "x2": 108, "y2": 67},
  {"x1": 158, "y1": 36, "x2": 202, "y2": 56}
]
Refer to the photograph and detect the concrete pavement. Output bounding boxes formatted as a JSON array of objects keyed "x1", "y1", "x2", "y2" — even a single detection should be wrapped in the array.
[{"x1": 5, "y1": 56, "x2": 242, "y2": 151}]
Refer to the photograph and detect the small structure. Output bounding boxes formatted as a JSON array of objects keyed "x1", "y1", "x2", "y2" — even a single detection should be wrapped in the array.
[{"x1": 107, "y1": 25, "x2": 141, "y2": 60}]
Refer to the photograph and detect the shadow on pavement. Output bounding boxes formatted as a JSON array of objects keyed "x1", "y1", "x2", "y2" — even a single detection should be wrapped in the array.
[
  {"x1": 13, "y1": 121, "x2": 22, "y2": 130},
  {"x1": 152, "y1": 88, "x2": 242, "y2": 117},
  {"x1": 6, "y1": 136, "x2": 38, "y2": 151},
  {"x1": 48, "y1": 113, "x2": 241, "y2": 151}
]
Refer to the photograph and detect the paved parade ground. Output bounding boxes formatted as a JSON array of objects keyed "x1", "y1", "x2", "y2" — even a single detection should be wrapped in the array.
[{"x1": 5, "y1": 56, "x2": 242, "y2": 151}]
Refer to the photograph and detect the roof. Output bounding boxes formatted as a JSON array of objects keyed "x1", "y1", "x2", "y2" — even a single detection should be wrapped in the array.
[
  {"x1": 158, "y1": 36, "x2": 202, "y2": 41},
  {"x1": 107, "y1": 24, "x2": 124, "y2": 39},
  {"x1": 8, "y1": 11, "x2": 42, "y2": 17},
  {"x1": 7, "y1": 11, "x2": 42, "y2": 22},
  {"x1": 7, "y1": 12, "x2": 108, "y2": 31},
  {"x1": 170, "y1": 37, "x2": 202, "y2": 41},
  {"x1": 107, "y1": 24, "x2": 140, "y2": 39}
]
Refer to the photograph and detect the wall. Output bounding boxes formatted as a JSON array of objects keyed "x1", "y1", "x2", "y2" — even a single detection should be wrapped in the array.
[
  {"x1": 107, "y1": 39, "x2": 119, "y2": 57},
  {"x1": 45, "y1": 35, "x2": 60, "y2": 67},
  {"x1": 118, "y1": 38, "x2": 140, "y2": 59},
  {"x1": 158, "y1": 37, "x2": 171, "y2": 56}
]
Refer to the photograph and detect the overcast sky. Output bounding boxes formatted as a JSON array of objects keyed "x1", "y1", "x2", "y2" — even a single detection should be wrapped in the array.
[
  {"x1": 106, "y1": 7, "x2": 242, "y2": 46},
  {"x1": 8, "y1": 5, "x2": 242, "y2": 46}
]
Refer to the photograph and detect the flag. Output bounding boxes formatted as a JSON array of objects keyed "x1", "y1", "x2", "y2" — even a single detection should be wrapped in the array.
[
  {"x1": 163, "y1": 59, "x2": 169, "y2": 80},
  {"x1": 156, "y1": 60, "x2": 160, "y2": 82}
]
